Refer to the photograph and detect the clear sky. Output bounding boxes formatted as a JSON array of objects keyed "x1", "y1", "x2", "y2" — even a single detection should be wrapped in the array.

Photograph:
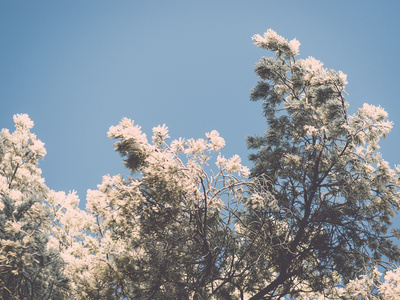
[{"x1": 1, "y1": 1, "x2": 400, "y2": 207}]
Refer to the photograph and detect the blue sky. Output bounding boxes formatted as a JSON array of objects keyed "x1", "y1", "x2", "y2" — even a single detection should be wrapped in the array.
[{"x1": 1, "y1": 1, "x2": 400, "y2": 206}]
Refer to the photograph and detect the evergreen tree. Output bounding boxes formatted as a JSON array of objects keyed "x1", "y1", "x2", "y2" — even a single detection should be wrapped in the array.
[
  {"x1": 69, "y1": 119, "x2": 252, "y2": 299},
  {"x1": 0, "y1": 114, "x2": 69, "y2": 299},
  {"x1": 244, "y1": 29, "x2": 400, "y2": 299},
  {"x1": 2, "y1": 29, "x2": 400, "y2": 300}
]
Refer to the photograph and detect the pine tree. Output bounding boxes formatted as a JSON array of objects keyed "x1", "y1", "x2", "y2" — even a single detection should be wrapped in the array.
[
  {"x1": 245, "y1": 29, "x2": 400, "y2": 299},
  {"x1": 71, "y1": 119, "x2": 252, "y2": 299},
  {"x1": 0, "y1": 114, "x2": 69, "y2": 299},
  {"x1": 4, "y1": 29, "x2": 400, "y2": 300}
]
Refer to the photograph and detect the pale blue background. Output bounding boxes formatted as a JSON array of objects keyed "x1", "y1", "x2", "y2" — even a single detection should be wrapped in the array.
[{"x1": 1, "y1": 1, "x2": 400, "y2": 207}]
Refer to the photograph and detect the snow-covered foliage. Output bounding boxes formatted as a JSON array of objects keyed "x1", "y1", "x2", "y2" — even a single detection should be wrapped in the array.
[
  {"x1": 0, "y1": 114, "x2": 69, "y2": 299},
  {"x1": 57, "y1": 118, "x2": 255, "y2": 299},
  {"x1": 1, "y1": 29, "x2": 400, "y2": 300},
  {"x1": 246, "y1": 29, "x2": 400, "y2": 299}
]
